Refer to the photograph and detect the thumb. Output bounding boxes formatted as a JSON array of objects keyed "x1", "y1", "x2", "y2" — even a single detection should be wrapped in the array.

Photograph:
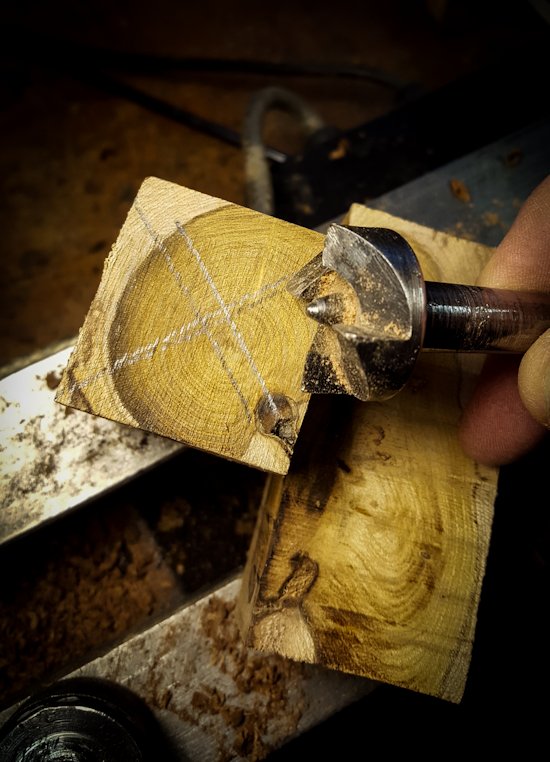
[{"x1": 519, "y1": 328, "x2": 550, "y2": 428}]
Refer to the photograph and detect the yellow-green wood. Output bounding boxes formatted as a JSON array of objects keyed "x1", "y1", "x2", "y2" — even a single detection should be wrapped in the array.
[
  {"x1": 56, "y1": 178, "x2": 324, "y2": 474},
  {"x1": 238, "y1": 207, "x2": 499, "y2": 703}
]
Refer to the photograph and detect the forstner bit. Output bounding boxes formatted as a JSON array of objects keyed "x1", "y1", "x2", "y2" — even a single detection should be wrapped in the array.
[{"x1": 288, "y1": 224, "x2": 550, "y2": 402}]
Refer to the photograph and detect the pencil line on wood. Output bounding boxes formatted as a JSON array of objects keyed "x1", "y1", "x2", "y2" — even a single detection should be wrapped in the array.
[
  {"x1": 176, "y1": 220, "x2": 278, "y2": 416},
  {"x1": 134, "y1": 204, "x2": 252, "y2": 419},
  {"x1": 128, "y1": 203, "x2": 252, "y2": 419},
  {"x1": 67, "y1": 275, "x2": 289, "y2": 395}
]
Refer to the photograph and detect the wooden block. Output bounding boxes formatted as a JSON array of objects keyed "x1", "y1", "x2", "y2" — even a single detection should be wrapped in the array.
[
  {"x1": 56, "y1": 178, "x2": 324, "y2": 474},
  {"x1": 238, "y1": 207, "x2": 499, "y2": 703}
]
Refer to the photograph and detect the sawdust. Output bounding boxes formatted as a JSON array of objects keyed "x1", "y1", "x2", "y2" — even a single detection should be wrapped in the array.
[
  {"x1": 198, "y1": 596, "x2": 306, "y2": 761},
  {"x1": 449, "y1": 178, "x2": 472, "y2": 203},
  {"x1": 1, "y1": 416, "x2": 61, "y2": 518},
  {"x1": 504, "y1": 148, "x2": 523, "y2": 167},
  {"x1": 0, "y1": 444, "x2": 265, "y2": 710},
  {"x1": 482, "y1": 210, "x2": 507, "y2": 231},
  {"x1": 45, "y1": 371, "x2": 61, "y2": 390},
  {"x1": 448, "y1": 220, "x2": 476, "y2": 240},
  {"x1": 148, "y1": 454, "x2": 264, "y2": 593},
  {"x1": 328, "y1": 138, "x2": 350, "y2": 160},
  {"x1": 482, "y1": 211, "x2": 500, "y2": 226},
  {"x1": 1, "y1": 378, "x2": 153, "y2": 530},
  {"x1": 0, "y1": 504, "x2": 179, "y2": 707},
  {"x1": 156, "y1": 499, "x2": 190, "y2": 533}
]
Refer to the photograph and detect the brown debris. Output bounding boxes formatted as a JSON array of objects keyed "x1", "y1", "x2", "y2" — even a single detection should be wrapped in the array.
[
  {"x1": 197, "y1": 596, "x2": 306, "y2": 761},
  {"x1": 477, "y1": 210, "x2": 507, "y2": 235},
  {"x1": 156, "y1": 499, "x2": 190, "y2": 533},
  {"x1": 45, "y1": 371, "x2": 61, "y2": 389},
  {"x1": 504, "y1": 148, "x2": 523, "y2": 167},
  {"x1": 328, "y1": 138, "x2": 350, "y2": 160},
  {"x1": 449, "y1": 178, "x2": 472, "y2": 203},
  {"x1": 0, "y1": 506, "x2": 179, "y2": 706}
]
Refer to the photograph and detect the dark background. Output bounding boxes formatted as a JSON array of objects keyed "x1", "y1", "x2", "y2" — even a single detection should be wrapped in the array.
[
  {"x1": 1, "y1": 0, "x2": 548, "y2": 756},
  {"x1": 3, "y1": 0, "x2": 549, "y2": 366}
]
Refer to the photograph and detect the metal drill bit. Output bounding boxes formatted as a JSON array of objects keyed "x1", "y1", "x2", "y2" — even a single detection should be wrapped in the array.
[{"x1": 289, "y1": 224, "x2": 550, "y2": 402}]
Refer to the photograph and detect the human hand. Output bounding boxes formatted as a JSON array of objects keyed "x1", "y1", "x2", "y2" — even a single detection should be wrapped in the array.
[{"x1": 458, "y1": 175, "x2": 550, "y2": 466}]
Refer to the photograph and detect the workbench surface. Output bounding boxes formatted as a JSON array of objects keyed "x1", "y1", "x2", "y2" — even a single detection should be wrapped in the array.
[{"x1": 1, "y1": 2, "x2": 548, "y2": 756}]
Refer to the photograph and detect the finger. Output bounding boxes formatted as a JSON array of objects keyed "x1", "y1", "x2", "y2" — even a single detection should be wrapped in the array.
[
  {"x1": 459, "y1": 176, "x2": 550, "y2": 464},
  {"x1": 458, "y1": 355, "x2": 547, "y2": 466},
  {"x1": 519, "y1": 328, "x2": 550, "y2": 428},
  {"x1": 478, "y1": 174, "x2": 550, "y2": 291}
]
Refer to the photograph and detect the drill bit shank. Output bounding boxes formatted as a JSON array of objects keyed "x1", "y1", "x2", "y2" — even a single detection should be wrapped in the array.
[{"x1": 424, "y1": 282, "x2": 550, "y2": 352}]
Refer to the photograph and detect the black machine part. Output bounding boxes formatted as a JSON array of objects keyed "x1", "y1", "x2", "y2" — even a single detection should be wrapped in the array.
[{"x1": 0, "y1": 677, "x2": 175, "y2": 762}]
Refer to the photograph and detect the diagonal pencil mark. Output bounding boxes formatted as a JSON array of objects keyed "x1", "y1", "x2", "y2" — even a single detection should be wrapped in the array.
[
  {"x1": 135, "y1": 204, "x2": 252, "y2": 418},
  {"x1": 176, "y1": 221, "x2": 279, "y2": 416},
  {"x1": 127, "y1": 203, "x2": 251, "y2": 419},
  {"x1": 67, "y1": 274, "x2": 288, "y2": 394}
]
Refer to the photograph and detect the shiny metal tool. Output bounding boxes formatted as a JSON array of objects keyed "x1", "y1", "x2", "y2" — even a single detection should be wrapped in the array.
[{"x1": 289, "y1": 224, "x2": 550, "y2": 402}]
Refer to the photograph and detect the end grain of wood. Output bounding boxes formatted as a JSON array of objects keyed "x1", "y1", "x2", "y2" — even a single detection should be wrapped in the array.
[{"x1": 56, "y1": 179, "x2": 324, "y2": 475}]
